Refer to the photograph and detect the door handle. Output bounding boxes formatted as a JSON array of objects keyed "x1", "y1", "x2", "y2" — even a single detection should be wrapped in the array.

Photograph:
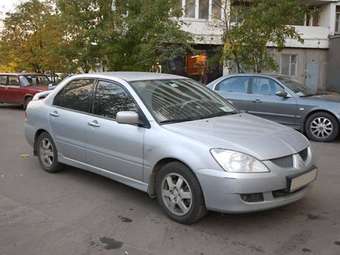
[
  {"x1": 253, "y1": 99, "x2": 262, "y2": 103},
  {"x1": 49, "y1": 111, "x2": 59, "y2": 117},
  {"x1": 88, "y1": 120, "x2": 100, "y2": 128}
]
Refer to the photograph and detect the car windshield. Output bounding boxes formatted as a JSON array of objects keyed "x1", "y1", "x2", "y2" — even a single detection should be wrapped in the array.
[
  {"x1": 130, "y1": 79, "x2": 237, "y2": 124},
  {"x1": 20, "y1": 75, "x2": 50, "y2": 87},
  {"x1": 276, "y1": 76, "x2": 315, "y2": 96}
]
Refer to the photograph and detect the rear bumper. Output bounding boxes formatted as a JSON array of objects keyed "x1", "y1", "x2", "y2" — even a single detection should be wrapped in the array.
[
  {"x1": 195, "y1": 167, "x2": 316, "y2": 213},
  {"x1": 24, "y1": 121, "x2": 35, "y2": 148}
]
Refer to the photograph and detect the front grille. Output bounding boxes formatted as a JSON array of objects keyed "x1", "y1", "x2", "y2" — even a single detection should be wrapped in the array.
[
  {"x1": 271, "y1": 155, "x2": 293, "y2": 168},
  {"x1": 270, "y1": 147, "x2": 309, "y2": 169},
  {"x1": 299, "y1": 148, "x2": 308, "y2": 161}
]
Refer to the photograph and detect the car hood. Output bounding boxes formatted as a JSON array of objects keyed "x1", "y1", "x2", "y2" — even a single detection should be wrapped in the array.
[
  {"x1": 163, "y1": 113, "x2": 309, "y2": 161},
  {"x1": 305, "y1": 93, "x2": 340, "y2": 103}
]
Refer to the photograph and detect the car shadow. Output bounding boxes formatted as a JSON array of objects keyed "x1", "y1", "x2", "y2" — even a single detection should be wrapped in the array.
[
  {"x1": 58, "y1": 164, "x2": 159, "y2": 209},
  {"x1": 57, "y1": 164, "x2": 315, "y2": 229}
]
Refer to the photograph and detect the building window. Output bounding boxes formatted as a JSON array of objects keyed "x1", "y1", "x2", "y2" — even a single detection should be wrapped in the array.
[
  {"x1": 212, "y1": 0, "x2": 222, "y2": 20},
  {"x1": 199, "y1": 0, "x2": 209, "y2": 19},
  {"x1": 182, "y1": 0, "x2": 222, "y2": 20},
  {"x1": 336, "y1": 6, "x2": 340, "y2": 34},
  {"x1": 184, "y1": 0, "x2": 196, "y2": 18},
  {"x1": 280, "y1": 54, "x2": 297, "y2": 77},
  {"x1": 305, "y1": 7, "x2": 320, "y2": 27}
]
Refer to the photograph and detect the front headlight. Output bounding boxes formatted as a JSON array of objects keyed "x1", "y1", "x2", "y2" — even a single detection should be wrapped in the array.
[{"x1": 210, "y1": 149, "x2": 270, "y2": 173}]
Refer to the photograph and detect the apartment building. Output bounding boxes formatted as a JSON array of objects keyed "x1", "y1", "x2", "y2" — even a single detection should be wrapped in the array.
[{"x1": 175, "y1": 0, "x2": 340, "y2": 91}]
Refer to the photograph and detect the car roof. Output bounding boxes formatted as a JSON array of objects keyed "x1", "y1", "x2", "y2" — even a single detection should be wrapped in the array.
[
  {"x1": 79, "y1": 72, "x2": 187, "y2": 82},
  {"x1": 223, "y1": 73, "x2": 293, "y2": 80},
  {"x1": 0, "y1": 73, "x2": 47, "y2": 76}
]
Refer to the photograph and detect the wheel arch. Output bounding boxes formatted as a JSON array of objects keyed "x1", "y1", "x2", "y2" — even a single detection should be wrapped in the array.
[
  {"x1": 24, "y1": 94, "x2": 33, "y2": 100},
  {"x1": 147, "y1": 158, "x2": 202, "y2": 199},
  {"x1": 33, "y1": 129, "x2": 49, "y2": 155},
  {"x1": 303, "y1": 109, "x2": 340, "y2": 132}
]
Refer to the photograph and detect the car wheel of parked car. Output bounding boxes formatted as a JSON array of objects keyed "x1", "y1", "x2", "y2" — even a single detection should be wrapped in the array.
[
  {"x1": 305, "y1": 112, "x2": 339, "y2": 142},
  {"x1": 23, "y1": 97, "x2": 32, "y2": 110},
  {"x1": 156, "y1": 162, "x2": 207, "y2": 224},
  {"x1": 37, "y1": 132, "x2": 63, "y2": 173}
]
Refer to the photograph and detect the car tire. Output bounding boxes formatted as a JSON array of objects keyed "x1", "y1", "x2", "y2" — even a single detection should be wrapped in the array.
[
  {"x1": 23, "y1": 97, "x2": 32, "y2": 110},
  {"x1": 305, "y1": 112, "x2": 339, "y2": 142},
  {"x1": 156, "y1": 162, "x2": 207, "y2": 224},
  {"x1": 37, "y1": 132, "x2": 63, "y2": 173}
]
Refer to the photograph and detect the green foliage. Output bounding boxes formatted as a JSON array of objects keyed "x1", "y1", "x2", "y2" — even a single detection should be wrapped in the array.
[
  {"x1": 0, "y1": 0, "x2": 191, "y2": 73},
  {"x1": 223, "y1": 0, "x2": 306, "y2": 73},
  {"x1": 0, "y1": 0, "x2": 72, "y2": 73}
]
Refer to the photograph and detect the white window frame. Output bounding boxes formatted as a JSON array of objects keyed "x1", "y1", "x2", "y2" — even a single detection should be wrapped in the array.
[
  {"x1": 280, "y1": 54, "x2": 298, "y2": 77},
  {"x1": 181, "y1": 0, "x2": 226, "y2": 21},
  {"x1": 336, "y1": 6, "x2": 340, "y2": 34}
]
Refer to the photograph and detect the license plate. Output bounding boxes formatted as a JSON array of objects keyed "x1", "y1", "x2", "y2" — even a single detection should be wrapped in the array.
[{"x1": 289, "y1": 169, "x2": 317, "y2": 192}]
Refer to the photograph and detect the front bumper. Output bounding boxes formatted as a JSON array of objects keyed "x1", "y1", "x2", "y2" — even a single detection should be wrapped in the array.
[{"x1": 195, "y1": 165, "x2": 317, "y2": 213}]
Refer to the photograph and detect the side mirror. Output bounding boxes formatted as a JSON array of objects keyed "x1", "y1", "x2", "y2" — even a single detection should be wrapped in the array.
[
  {"x1": 116, "y1": 111, "x2": 140, "y2": 125},
  {"x1": 275, "y1": 90, "x2": 289, "y2": 98}
]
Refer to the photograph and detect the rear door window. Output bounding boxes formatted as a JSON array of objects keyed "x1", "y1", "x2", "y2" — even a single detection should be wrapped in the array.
[
  {"x1": 53, "y1": 79, "x2": 95, "y2": 113},
  {"x1": 215, "y1": 77, "x2": 250, "y2": 93},
  {"x1": 8, "y1": 76, "x2": 20, "y2": 86}
]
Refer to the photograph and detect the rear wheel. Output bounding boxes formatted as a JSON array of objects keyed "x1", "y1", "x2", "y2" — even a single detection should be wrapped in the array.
[
  {"x1": 23, "y1": 96, "x2": 32, "y2": 110},
  {"x1": 37, "y1": 132, "x2": 63, "y2": 173},
  {"x1": 156, "y1": 162, "x2": 207, "y2": 224},
  {"x1": 305, "y1": 112, "x2": 339, "y2": 142}
]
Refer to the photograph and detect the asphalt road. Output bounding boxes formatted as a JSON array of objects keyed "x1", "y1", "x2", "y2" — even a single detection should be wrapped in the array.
[{"x1": 0, "y1": 105, "x2": 340, "y2": 255}]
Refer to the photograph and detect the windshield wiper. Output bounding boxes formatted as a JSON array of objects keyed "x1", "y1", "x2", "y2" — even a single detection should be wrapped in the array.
[
  {"x1": 159, "y1": 111, "x2": 237, "y2": 124},
  {"x1": 199, "y1": 111, "x2": 238, "y2": 119},
  {"x1": 159, "y1": 118, "x2": 196, "y2": 124}
]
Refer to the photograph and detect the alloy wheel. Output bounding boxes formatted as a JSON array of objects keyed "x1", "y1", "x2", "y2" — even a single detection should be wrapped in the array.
[
  {"x1": 39, "y1": 138, "x2": 54, "y2": 168},
  {"x1": 310, "y1": 117, "x2": 334, "y2": 139},
  {"x1": 161, "y1": 173, "x2": 193, "y2": 216}
]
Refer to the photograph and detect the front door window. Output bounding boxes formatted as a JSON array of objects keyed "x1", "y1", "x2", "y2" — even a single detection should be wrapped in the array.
[{"x1": 93, "y1": 80, "x2": 137, "y2": 119}]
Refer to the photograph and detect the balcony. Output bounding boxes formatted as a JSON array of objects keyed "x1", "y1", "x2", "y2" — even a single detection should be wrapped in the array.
[
  {"x1": 179, "y1": 18, "x2": 224, "y2": 45},
  {"x1": 180, "y1": 18, "x2": 331, "y2": 49},
  {"x1": 268, "y1": 26, "x2": 330, "y2": 49}
]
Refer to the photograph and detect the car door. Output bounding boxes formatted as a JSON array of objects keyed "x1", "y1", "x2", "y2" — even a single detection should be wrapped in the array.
[
  {"x1": 0, "y1": 75, "x2": 8, "y2": 102},
  {"x1": 86, "y1": 80, "x2": 144, "y2": 181},
  {"x1": 49, "y1": 78, "x2": 95, "y2": 163},
  {"x1": 6, "y1": 75, "x2": 23, "y2": 103},
  {"x1": 213, "y1": 76, "x2": 252, "y2": 111},
  {"x1": 249, "y1": 77, "x2": 298, "y2": 128}
]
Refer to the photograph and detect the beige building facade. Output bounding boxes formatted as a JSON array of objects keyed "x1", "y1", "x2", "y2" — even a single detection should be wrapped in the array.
[{"x1": 176, "y1": 0, "x2": 340, "y2": 91}]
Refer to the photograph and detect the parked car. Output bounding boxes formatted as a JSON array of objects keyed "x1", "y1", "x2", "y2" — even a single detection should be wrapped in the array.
[
  {"x1": 25, "y1": 72, "x2": 317, "y2": 224},
  {"x1": 0, "y1": 73, "x2": 50, "y2": 109},
  {"x1": 208, "y1": 74, "x2": 340, "y2": 142}
]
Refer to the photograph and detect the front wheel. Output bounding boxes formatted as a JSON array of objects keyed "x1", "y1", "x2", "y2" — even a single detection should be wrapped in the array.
[
  {"x1": 37, "y1": 132, "x2": 63, "y2": 173},
  {"x1": 305, "y1": 112, "x2": 339, "y2": 142},
  {"x1": 156, "y1": 162, "x2": 207, "y2": 224}
]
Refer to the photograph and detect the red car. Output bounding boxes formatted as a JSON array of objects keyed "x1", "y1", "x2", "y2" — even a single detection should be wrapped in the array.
[{"x1": 0, "y1": 73, "x2": 50, "y2": 109}]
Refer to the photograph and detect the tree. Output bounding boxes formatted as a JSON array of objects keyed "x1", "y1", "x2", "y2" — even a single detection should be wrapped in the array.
[
  {"x1": 56, "y1": 0, "x2": 192, "y2": 72},
  {"x1": 1, "y1": 0, "x2": 191, "y2": 73},
  {"x1": 0, "y1": 0, "x2": 72, "y2": 73},
  {"x1": 216, "y1": 0, "x2": 306, "y2": 73}
]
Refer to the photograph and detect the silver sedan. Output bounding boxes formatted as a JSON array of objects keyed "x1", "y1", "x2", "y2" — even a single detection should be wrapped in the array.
[{"x1": 25, "y1": 72, "x2": 318, "y2": 224}]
